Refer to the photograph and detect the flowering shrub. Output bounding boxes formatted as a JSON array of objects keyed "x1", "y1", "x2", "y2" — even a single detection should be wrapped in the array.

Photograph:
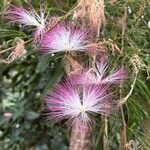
[{"x1": 0, "y1": 1, "x2": 149, "y2": 150}]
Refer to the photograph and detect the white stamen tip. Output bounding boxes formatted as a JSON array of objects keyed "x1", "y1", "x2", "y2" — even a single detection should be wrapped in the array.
[{"x1": 79, "y1": 105, "x2": 86, "y2": 113}]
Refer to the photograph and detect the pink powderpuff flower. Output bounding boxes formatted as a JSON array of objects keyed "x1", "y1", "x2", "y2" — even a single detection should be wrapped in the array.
[
  {"x1": 5, "y1": 5, "x2": 46, "y2": 38},
  {"x1": 45, "y1": 80, "x2": 115, "y2": 127},
  {"x1": 70, "y1": 56, "x2": 126, "y2": 85},
  {"x1": 101, "y1": 67, "x2": 126, "y2": 84},
  {"x1": 40, "y1": 23, "x2": 92, "y2": 54}
]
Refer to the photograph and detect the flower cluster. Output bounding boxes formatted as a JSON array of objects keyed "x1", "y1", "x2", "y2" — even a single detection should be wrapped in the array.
[
  {"x1": 6, "y1": 5, "x2": 93, "y2": 53},
  {"x1": 5, "y1": 4, "x2": 126, "y2": 128},
  {"x1": 45, "y1": 57, "x2": 126, "y2": 127}
]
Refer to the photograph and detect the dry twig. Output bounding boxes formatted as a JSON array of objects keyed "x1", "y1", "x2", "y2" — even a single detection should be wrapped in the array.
[{"x1": 119, "y1": 5, "x2": 128, "y2": 150}]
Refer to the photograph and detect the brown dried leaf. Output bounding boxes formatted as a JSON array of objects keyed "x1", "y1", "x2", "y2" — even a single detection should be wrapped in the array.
[
  {"x1": 0, "y1": 39, "x2": 26, "y2": 64},
  {"x1": 64, "y1": 54, "x2": 83, "y2": 75},
  {"x1": 73, "y1": 0, "x2": 105, "y2": 36},
  {"x1": 124, "y1": 140, "x2": 142, "y2": 150},
  {"x1": 89, "y1": 0, "x2": 105, "y2": 33},
  {"x1": 87, "y1": 42, "x2": 105, "y2": 53},
  {"x1": 103, "y1": 38, "x2": 123, "y2": 55}
]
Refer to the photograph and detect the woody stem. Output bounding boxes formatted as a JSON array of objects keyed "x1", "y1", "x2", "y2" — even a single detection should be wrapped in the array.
[{"x1": 69, "y1": 123, "x2": 91, "y2": 150}]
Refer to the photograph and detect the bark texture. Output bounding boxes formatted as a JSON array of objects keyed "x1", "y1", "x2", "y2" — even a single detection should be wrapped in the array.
[{"x1": 69, "y1": 124, "x2": 91, "y2": 150}]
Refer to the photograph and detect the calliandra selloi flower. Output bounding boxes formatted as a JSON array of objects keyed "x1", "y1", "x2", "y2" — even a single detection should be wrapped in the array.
[
  {"x1": 45, "y1": 80, "x2": 115, "y2": 150},
  {"x1": 40, "y1": 23, "x2": 92, "y2": 54},
  {"x1": 5, "y1": 5, "x2": 46, "y2": 38},
  {"x1": 70, "y1": 56, "x2": 126, "y2": 85}
]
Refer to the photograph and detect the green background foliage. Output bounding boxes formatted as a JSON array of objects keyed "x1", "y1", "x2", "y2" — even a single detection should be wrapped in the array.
[{"x1": 0, "y1": 0, "x2": 150, "y2": 149}]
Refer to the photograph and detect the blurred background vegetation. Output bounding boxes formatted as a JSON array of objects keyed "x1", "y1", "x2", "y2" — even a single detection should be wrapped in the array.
[{"x1": 0, "y1": 0, "x2": 150, "y2": 150}]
